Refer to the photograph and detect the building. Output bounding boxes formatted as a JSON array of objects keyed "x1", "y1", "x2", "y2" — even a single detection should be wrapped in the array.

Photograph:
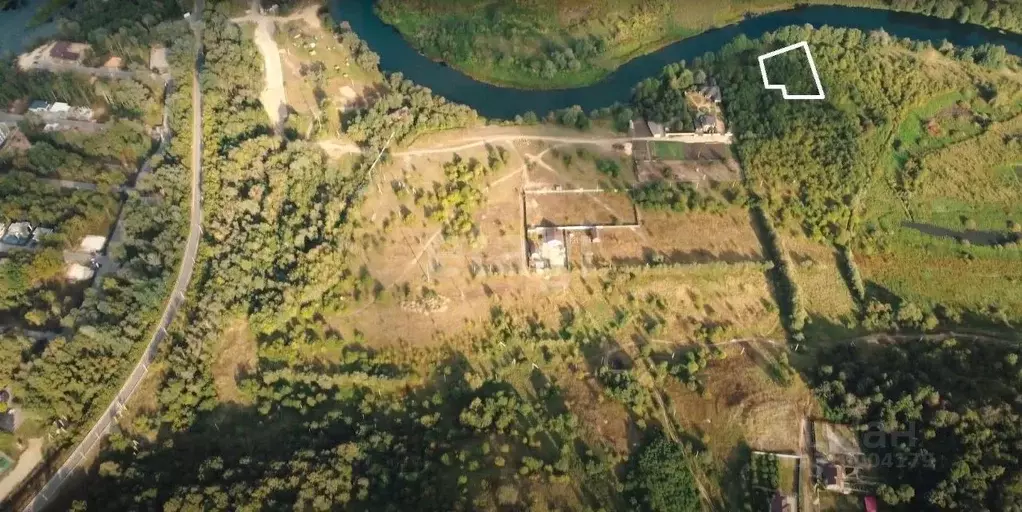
[
  {"x1": 0, "y1": 127, "x2": 32, "y2": 155},
  {"x1": 700, "y1": 84, "x2": 722, "y2": 103},
  {"x1": 1, "y1": 222, "x2": 34, "y2": 246},
  {"x1": 48, "y1": 102, "x2": 71, "y2": 117},
  {"x1": 28, "y1": 100, "x2": 51, "y2": 113},
  {"x1": 823, "y1": 463, "x2": 849, "y2": 494},
  {"x1": 0, "y1": 389, "x2": 24, "y2": 433},
  {"x1": 31, "y1": 227, "x2": 54, "y2": 246},
  {"x1": 771, "y1": 492, "x2": 796, "y2": 512},
  {"x1": 150, "y1": 46, "x2": 170, "y2": 74},
  {"x1": 530, "y1": 229, "x2": 567, "y2": 270},
  {"x1": 696, "y1": 113, "x2": 719, "y2": 134},
  {"x1": 49, "y1": 41, "x2": 81, "y2": 61}
]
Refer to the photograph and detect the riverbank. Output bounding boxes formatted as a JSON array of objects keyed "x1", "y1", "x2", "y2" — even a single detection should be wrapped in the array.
[
  {"x1": 0, "y1": 0, "x2": 58, "y2": 56},
  {"x1": 332, "y1": 0, "x2": 1022, "y2": 119},
  {"x1": 371, "y1": 0, "x2": 1020, "y2": 89}
]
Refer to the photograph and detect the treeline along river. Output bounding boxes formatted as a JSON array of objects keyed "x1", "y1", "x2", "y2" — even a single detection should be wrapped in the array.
[{"x1": 332, "y1": 0, "x2": 1022, "y2": 118}]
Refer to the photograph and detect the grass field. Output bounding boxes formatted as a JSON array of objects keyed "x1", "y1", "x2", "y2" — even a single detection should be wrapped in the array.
[
  {"x1": 651, "y1": 141, "x2": 689, "y2": 160},
  {"x1": 781, "y1": 233, "x2": 860, "y2": 339},
  {"x1": 855, "y1": 67, "x2": 1022, "y2": 325}
]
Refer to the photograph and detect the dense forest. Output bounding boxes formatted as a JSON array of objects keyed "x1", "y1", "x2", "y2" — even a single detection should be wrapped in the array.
[{"x1": 376, "y1": 0, "x2": 1022, "y2": 87}]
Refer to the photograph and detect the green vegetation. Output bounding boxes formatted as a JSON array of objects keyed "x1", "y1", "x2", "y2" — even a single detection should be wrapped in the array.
[
  {"x1": 741, "y1": 453, "x2": 780, "y2": 511},
  {"x1": 812, "y1": 339, "x2": 1022, "y2": 509},
  {"x1": 625, "y1": 436, "x2": 701, "y2": 512},
  {"x1": 0, "y1": 172, "x2": 118, "y2": 239},
  {"x1": 426, "y1": 155, "x2": 490, "y2": 240},
  {"x1": 629, "y1": 181, "x2": 744, "y2": 213},
  {"x1": 376, "y1": 0, "x2": 1022, "y2": 88}
]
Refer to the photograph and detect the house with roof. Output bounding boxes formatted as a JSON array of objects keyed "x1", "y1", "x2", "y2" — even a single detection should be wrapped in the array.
[
  {"x1": 49, "y1": 41, "x2": 82, "y2": 62},
  {"x1": 0, "y1": 127, "x2": 32, "y2": 156},
  {"x1": 31, "y1": 227, "x2": 54, "y2": 247},
  {"x1": 1, "y1": 222, "x2": 34, "y2": 246},
  {"x1": 696, "y1": 113, "x2": 720, "y2": 134},
  {"x1": 0, "y1": 388, "x2": 24, "y2": 433},
  {"x1": 823, "y1": 462, "x2": 850, "y2": 494},
  {"x1": 28, "y1": 100, "x2": 51, "y2": 113},
  {"x1": 771, "y1": 492, "x2": 796, "y2": 512}
]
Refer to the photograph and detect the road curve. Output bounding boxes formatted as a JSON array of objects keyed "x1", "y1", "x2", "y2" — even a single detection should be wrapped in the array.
[{"x1": 17, "y1": 4, "x2": 205, "y2": 510}]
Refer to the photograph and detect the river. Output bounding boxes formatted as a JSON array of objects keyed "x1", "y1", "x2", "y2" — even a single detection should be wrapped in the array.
[{"x1": 331, "y1": 0, "x2": 1022, "y2": 119}]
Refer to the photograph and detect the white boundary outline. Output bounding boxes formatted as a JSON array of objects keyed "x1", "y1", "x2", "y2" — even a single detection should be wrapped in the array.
[{"x1": 758, "y1": 41, "x2": 826, "y2": 100}]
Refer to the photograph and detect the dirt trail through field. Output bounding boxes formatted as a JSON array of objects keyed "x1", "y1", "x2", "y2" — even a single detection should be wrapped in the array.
[{"x1": 0, "y1": 438, "x2": 43, "y2": 501}]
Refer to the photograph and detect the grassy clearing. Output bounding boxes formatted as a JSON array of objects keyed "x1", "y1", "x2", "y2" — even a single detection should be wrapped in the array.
[
  {"x1": 780, "y1": 234, "x2": 859, "y2": 339},
  {"x1": 275, "y1": 18, "x2": 382, "y2": 139}
]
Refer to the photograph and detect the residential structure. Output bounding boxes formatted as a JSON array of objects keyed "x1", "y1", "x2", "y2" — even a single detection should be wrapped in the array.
[
  {"x1": 0, "y1": 127, "x2": 32, "y2": 155},
  {"x1": 1, "y1": 222, "x2": 34, "y2": 246},
  {"x1": 49, "y1": 41, "x2": 82, "y2": 61}
]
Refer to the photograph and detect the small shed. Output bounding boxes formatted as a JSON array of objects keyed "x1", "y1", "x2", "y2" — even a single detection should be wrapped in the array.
[
  {"x1": 770, "y1": 492, "x2": 796, "y2": 512},
  {"x1": 0, "y1": 128, "x2": 31, "y2": 155},
  {"x1": 0, "y1": 408, "x2": 23, "y2": 433}
]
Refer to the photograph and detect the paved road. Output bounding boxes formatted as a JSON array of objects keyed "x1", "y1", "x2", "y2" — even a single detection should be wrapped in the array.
[{"x1": 16, "y1": 3, "x2": 205, "y2": 510}]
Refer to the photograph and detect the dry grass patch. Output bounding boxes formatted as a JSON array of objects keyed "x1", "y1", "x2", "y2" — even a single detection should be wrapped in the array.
[
  {"x1": 665, "y1": 346, "x2": 812, "y2": 457},
  {"x1": 781, "y1": 234, "x2": 858, "y2": 328},
  {"x1": 582, "y1": 208, "x2": 763, "y2": 267},
  {"x1": 526, "y1": 192, "x2": 637, "y2": 227},
  {"x1": 211, "y1": 320, "x2": 257, "y2": 405}
]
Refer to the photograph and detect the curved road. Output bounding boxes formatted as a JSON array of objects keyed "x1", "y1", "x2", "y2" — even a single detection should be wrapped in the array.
[{"x1": 18, "y1": 3, "x2": 205, "y2": 511}]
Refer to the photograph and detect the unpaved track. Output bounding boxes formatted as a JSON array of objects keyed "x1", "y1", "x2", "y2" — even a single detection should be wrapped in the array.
[
  {"x1": 0, "y1": 439, "x2": 42, "y2": 501},
  {"x1": 233, "y1": 0, "x2": 287, "y2": 128}
]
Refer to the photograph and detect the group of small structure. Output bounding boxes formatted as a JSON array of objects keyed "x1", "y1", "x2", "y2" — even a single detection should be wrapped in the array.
[
  {"x1": 0, "y1": 222, "x2": 107, "y2": 282},
  {"x1": 640, "y1": 80, "x2": 728, "y2": 138}
]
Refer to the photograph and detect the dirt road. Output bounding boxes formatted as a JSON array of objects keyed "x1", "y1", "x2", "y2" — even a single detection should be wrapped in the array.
[
  {"x1": 0, "y1": 439, "x2": 42, "y2": 502},
  {"x1": 234, "y1": 1, "x2": 287, "y2": 129}
]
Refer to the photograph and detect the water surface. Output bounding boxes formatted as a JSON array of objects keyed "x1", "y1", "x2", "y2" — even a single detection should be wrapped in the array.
[{"x1": 332, "y1": 0, "x2": 1022, "y2": 118}]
